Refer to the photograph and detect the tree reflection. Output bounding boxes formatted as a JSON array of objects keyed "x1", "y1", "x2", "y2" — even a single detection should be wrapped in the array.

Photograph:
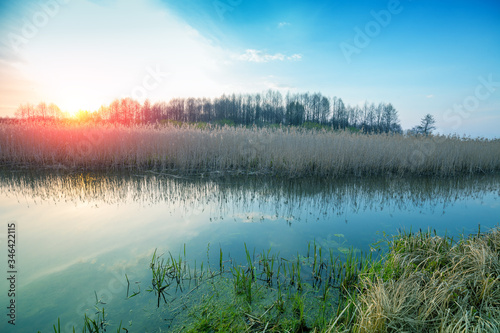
[{"x1": 1, "y1": 169, "x2": 498, "y2": 221}]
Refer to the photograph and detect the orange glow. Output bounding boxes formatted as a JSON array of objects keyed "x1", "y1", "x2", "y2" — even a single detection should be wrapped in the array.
[{"x1": 72, "y1": 110, "x2": 99, "y2": 122}]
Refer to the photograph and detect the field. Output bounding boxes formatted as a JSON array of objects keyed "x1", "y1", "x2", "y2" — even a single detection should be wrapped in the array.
[{"x1": 1, "y1": 122, "x2": 499, "y2": 177}]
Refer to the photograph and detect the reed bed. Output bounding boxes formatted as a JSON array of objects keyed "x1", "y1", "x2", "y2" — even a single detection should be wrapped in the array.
[
  {"x1": 1, "y1": 122, "x2": 499, "y2": 177},
  {"x1": 332, "y1": 226, "x2": 500, "y2": 333}
]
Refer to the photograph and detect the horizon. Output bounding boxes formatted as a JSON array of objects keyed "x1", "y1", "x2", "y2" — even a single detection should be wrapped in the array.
[{"x1": 1, "y1": 0, "x2": 499, "y2": 138}]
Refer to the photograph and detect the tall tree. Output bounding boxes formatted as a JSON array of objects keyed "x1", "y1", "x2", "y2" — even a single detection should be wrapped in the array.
[
  {"x1": 335, "y1": 98, "x2": 347, "y2": 129},
  {"x1": 201, "y1": 98, "x2": 213, "y2": 122},
  {"x1": 36, "y1": 102, "x2": 48, "y2": 120},
  {"x1": 285, "y1": 101, "x2": 305, "y2": 126},
  {"x1": 381, "y1": 103, "x2": 401, "y2": 133},
  {"x1": 15, "y1": 103, "x2": 34, "y2": 119},
  {"x1": 415, "y1": 114, "x2": 436, "y2": 136},
  {"x1": 47, "y1": 103, "x2": 63, "y2": 119},
  {"x1": 365, "y1": 103, "x2": 376, "y2": 132},
  {"x1": 311, "y1": 93, "x2": 321, "y2": 123},
  {"x1": 141, "y1": 99, "x2": 152, "y2": 123},
  {"x1": 186, "y1": 98, "x2": 197, "y2": 122},
  {"x1": 319, "y1": 97, "x2": 330, "y2": 125}
]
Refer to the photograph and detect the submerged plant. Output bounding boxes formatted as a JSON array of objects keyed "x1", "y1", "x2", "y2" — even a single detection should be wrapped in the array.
[
  {"x1": 148, "y1": 248, "x2": 190, "y2": 307},
  {"x1": 231, "y1": 265, "x2": 253, "y2": 304},
  {"x1": 42, "y1": 226, "x2": 500, "y2": 332}
]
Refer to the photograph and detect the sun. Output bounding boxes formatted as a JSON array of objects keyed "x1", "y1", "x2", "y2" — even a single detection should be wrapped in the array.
[
  {"x1": 56, "y1": 96, "x2": 103, "y2": 119},
  {"x1": 72, "y1": 110, "x2": 96, "y2": 121}
]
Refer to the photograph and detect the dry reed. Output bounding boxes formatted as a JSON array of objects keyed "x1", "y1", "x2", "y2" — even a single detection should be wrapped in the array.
[
  {"x1": 346, "y1": 227, "x2": 500, "y2": 333},
  {"x1": 0, "y1": 122, "x2": 499, "y2": 177}
]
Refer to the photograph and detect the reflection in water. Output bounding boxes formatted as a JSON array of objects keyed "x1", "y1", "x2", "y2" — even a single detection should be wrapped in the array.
[
  {"x1": 2, "y1": 169, "x2": 499, "y2": 219},
  {"x1": 0, "y1": 169, "x2": 499, "y2": 332}
]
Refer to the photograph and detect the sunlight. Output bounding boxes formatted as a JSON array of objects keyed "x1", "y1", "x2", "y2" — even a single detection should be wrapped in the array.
[
  {"x1": 56, "y1": 95, "x2": 102, "y2": 118},
  {"x1": 14, "y1": 0, "x2": 229, "y2": 112},
  {"x1": 72, "y1": 110, "x2": 94, "y2": 121}
]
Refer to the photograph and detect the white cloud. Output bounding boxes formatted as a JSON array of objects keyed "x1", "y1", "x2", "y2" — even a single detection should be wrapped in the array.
[
  {"x1": 262, "y1": 78, "x2": 295, "y2": 91},
  {"x1": 6, "y1": 0, "x2": 234, "y2": 112},
  {"x1": 238, "y1": 49, "x2": 302, "y2": 63},
  {"x1": 0, "y1": 0, "x2": 303, "y2": 116},
  {"x1": 426, "y1": 94, "x2": 434, "y2": 98},
  {"x1": 288, "y1": 54, "x2": 302, "y2": 61},
  {"x1": 278, "y1": 22, "x2": 291, "y2": 28}
]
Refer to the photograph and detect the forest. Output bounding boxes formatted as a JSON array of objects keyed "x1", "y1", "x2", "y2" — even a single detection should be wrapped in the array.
[{"x1": 13, "y1": 90, "x2": 403, "y2": 133}]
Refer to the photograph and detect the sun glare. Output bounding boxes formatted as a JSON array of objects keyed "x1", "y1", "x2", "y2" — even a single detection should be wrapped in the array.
[
  {"x1": 10, "y1": 0, "x2": 229, "y2": 119},
  {"x1": 55, "y1": 96, "x2": 103, "y2": 119}
]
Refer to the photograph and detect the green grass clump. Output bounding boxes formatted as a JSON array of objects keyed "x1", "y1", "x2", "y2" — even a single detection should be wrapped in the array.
[
  {"x1": 151, "y1": 241, "x2": 367, "y2": 332},
  {"x1": 330, "y1": 225, "x2": 500, "y2": 333},
  {"x1": 42, "y1": 226, "x2": 500, "y2": 332}
]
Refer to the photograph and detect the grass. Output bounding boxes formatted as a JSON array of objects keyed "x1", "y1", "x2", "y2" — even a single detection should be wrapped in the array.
[
  {"x1": 1, "y1": 122, "x2": 499, "y2": 177},
  {"x1": 43, "y1": 296, "x2": 123, "y2": 333},
  {"x1": 123, "y1": 240, "x2": 365, "y2": 332},
  {"x1": 144, "y1": 225, "x2": 500, "y2": 332},
  {"x1": 41, "y1": 225, "x2": 499, "y2": 332},
  {"x1": 331, "y1": 225, "x2": 500, "y2": 333}
]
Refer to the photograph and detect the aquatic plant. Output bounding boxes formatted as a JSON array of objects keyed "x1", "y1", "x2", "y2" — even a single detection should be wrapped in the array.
[
  {"x1": 148, "y1": 248, "x2": 190, "y2": 307},
  {"x1": 45, "y1": 295, "x2": 123, "y2": 333},
  {"x1": 330, "y1": 225, "x2": 500, "y2": 333},
  {"x1": 1, "y1": 122, "x2": 499, "y2": 177},
  {"x1": 42, "y1": 226, "x2": 500, "y2": 332}
]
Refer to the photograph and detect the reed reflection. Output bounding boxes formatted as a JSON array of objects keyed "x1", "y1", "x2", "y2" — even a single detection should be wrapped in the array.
[{"x1": 1, "y1": 169, "x2": 498, "y2": 221}]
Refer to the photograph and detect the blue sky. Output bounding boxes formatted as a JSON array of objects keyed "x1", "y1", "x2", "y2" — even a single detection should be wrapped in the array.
[{"x1": 0, "y1": 0, "x2": 499, "y2": 137}]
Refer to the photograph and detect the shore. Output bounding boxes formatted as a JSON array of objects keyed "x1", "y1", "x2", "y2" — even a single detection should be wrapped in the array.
[
  {"x1": 44, "y1": 225, "x2": 499, "y2": 332},
  {"x1": 2, "y1": 122, "x2": 499, "y2": 177}
]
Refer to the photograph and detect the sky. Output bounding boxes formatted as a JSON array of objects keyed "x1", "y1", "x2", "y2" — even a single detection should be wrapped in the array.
[{"x1": 0, "y1": 0, "x2": 499, "y2": 137}]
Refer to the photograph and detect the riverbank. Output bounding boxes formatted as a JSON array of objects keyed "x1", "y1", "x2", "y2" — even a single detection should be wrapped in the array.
[
  {"x1": 44, "y1": 225, "x2": 499, "y2": 332},
  {"x1": 1, "y1": 122, "x2": 499, "y2": 177},
  {"x1": 339, "y1": 225, "x2": 500, "y2": 332}
]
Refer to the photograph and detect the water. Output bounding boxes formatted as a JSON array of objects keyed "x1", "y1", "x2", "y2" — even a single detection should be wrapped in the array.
[{"x1": 0, "y1": 169, "x2": 499, "y2": 332}]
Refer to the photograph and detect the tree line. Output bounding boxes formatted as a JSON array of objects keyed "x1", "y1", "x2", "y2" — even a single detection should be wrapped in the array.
[
  {"x1": 15, "y1": 90, "x2": 403, "y2": 133},
  {"x1": 14, "y1": 102, "x2": 65, "y2": 120}
]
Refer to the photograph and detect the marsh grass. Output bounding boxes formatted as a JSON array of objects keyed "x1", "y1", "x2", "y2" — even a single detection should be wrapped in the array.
[
  {"x1": 330, "y1": 225, "x2": 500, "y2": 333},
  {"x1": 43, "y1": 226, "x2": 499, "y2": 332},
  {"x1": 1, "y1": 122, "x2": 499, "y2": 177},
  {"x1": 148, "y1": 247, "x2": 209, "y2": 307},
  {"x1": 44, "y1": 295, "x2": 123, "y2": 333},
  {"x1": 144, "y1": 241, "x2": 371, "y2": 332},
  {"x1": 173, "y1": 227, "x2": 500, "y2": 332}
]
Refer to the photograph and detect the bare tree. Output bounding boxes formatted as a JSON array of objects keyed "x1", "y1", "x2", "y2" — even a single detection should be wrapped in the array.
[
  {"x1": 13, "y1": 90, "x2": 408, "y2": 132},
  {"x1": 141, "y1": 99, "x2": 152, "y2": 123},
  {"x1": 286, "y1": 101, "x2": 305, "y2": 125},
  {"x1": 47, "y1": 103, "x2": 63, "y2": 119},
  {"x1": 381, "y1": 103, "x2": 401, "y2": 133},
  {"x1": 320, "y1": 96, "x2": 330, "y2": 125},
  {"x1": 15, "y1": 103, "x2": 32, "y2": 119},
  {"x1": 415, "y1": 114, "x2": 436, "y2": 136},
  {"x1": 36, "y1": 102, "x2": 48, "y2": 120}
]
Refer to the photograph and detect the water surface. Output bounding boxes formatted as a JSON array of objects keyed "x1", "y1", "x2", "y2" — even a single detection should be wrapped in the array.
[{"x1": 0, "y1": 169, "x2": 498, "y2": 332}]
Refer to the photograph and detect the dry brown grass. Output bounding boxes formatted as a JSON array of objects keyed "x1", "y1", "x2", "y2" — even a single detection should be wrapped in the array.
[
  {"x1": 0, "y1": 122, "x2": 499, "y2": 176},
  {"x1": 339, "y1": 227, "x2": 500, "y2": 333}
]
